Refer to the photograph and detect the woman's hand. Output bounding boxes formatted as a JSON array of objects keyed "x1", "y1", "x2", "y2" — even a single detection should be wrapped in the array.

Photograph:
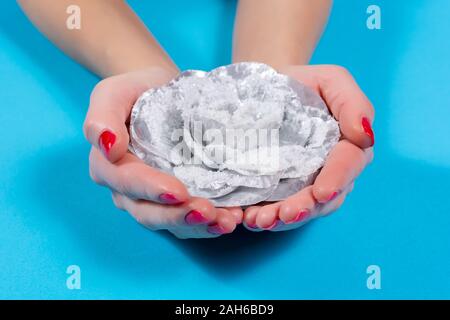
[
  {"x1": 243, "y1": 65, "x2": 374, "y2": 232},
  {"x1": 84, "y1": 67, "x2": 242, "y2": 239}
]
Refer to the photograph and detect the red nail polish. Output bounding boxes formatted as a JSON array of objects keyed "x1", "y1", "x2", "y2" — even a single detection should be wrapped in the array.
[
  {"x1": 362, "y1": 117, "x2": 375, "y2": 146},
  {"x1": 263, "y1": 220, "x2": 280, "y2": 230},
  {"x1": 287, "y1": 210, "x2": 310, "y2": 224},
  {"x1": 185, "y1": 210, "x2": 208, "y2": 225},
  {"x1": 326, "y1": 191, "x2": 338, "y2": 202},
  {"x1": 159, "y1": 193, "x2": 182, "y2": 204},
  {"x1": 99, "y1": 130, "x2": 116, "y2": 158},
  {"x1": 207, "y1": 224, "x2": 226, "y2": 235}
]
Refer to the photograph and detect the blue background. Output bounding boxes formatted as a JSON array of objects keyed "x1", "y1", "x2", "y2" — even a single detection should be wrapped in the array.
[{"x1": 1, "y1": 0, "x2": 449, "y2": 299}]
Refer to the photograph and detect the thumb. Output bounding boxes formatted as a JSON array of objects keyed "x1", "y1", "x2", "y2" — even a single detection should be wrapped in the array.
[
  {"x1": 83, "y1": 72, "x2": 156, "y2": 163},
  {"x1": 281, "y1": 65, "x2": 375, "y2": 149}
]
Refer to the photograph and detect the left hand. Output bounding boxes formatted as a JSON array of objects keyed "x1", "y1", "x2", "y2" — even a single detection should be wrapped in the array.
[
  {"x1": 243, "y1": 65, "x2": 375, "y2": 232},
  {"x1": 84, "y1": 67, "x2": 243, "y2": 239}
]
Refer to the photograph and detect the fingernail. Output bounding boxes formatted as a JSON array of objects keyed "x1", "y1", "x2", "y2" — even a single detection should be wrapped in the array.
[
  {"x1": 207, "y1": 224, "x2": 226, "y2": 235},
  {"x1": 247, "y1": 223, "x2": 259, "y2": 229},
  {"x1": 263, "y1": 220, "x2": 281, "y2": 230},
  {"x1": 99, "y1": 130, "x2": 116, "y2": 158},
  {"x1": 326, "y1": 191, "x2": 338, "y2": 202},
  {"x1": 362, "y1": 117, "x2": 375, "y2": 146},
  {"x1": 159, "y1": 193, "x2": 182, "y2": 205},
  {"x1": 185, "y1": 210, "x2": 208, "y2": 225},
  {"x1": 287, "y1": 210, "x2": 311, "y2": 224}
]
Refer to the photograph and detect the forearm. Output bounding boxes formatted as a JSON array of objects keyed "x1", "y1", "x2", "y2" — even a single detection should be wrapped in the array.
[
  {"x1": 233, "y1": 0, "x2": 332, "y2": 69},
  {"x1": 18, "y1": 0, "x2": 177, "y2": 78}
]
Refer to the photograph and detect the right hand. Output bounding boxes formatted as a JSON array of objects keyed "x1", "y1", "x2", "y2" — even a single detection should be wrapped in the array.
[{"x1": 83, "y1": 67, "x2": 242, "y2": 239}]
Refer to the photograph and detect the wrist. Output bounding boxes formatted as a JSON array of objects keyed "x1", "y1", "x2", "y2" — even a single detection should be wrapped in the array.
[
  {"x1": 142, "y1": 65, "x2": 180, "y2": 83},
  {"x1": 100, "y1": 47, "x2": 179, "y2": 78}
]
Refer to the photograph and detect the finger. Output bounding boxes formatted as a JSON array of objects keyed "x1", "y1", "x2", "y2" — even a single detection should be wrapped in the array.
[
  {"x1": 221, "y1": 206, "x2": 244, "y2": 224},
  {"x1": 207, "y1": 208, "x2": 238, "y2": 235},
  {"x1": 278, "y1": 186, "x2": 316, "y2": 224},
  {"x1": 112, "y1": 194, "x2": 216, "y2": 230},
  {"x1": 318, "y1": 182, "x2": 354, "y2": 217},
  {"x1": 83, "y1": 69, "x2": 173, "y2": 162},
  {"x1": 283, "y1": 65, "x2": 375, "y2": 149},
  {"x1": 255, "y1": 202, "x2": 282, "y2": 230},
  {"x1": 111, "y1": 191, "x2": 126, "y2": 211},
  {"x1": 183, "y1": 197, "x2": 217, "y2": 225},
  {"x1": 90, "y1": 148, "x2": 189, "y2": 204},
  {"x1": 243, "y1": 206, "x2": 263, "y2": 231},
  {"x1": 312, "y1": 140, "x2": 370, "y2": 203}
]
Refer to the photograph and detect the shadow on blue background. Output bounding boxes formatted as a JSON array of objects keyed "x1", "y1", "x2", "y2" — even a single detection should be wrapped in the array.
[{"x1": 0, "y1": 0, "x2": 449, "y2": 299}]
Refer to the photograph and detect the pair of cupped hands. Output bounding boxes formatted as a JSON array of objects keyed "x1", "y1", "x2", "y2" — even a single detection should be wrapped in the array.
[{"x1": 84, "y1": 64, "x2": 375, "y2": 239}]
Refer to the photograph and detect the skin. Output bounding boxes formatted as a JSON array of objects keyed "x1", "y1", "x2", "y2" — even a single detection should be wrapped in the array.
[
  {"x1": 85, "y1": 68, "x2": 242, "y2": 238},
  {"x1": 233, "y1": 1, "x2": 375, "y2": 231},
  {"x1": 233, "y1": 0, "x2": 332, "y2": 69},
  {"x1": 18, "y1": 0, "x2": 375, "y2": 237},
  {"x1": 18, "y1": 0, "x2": 242, "y2": 239},
  {"x1": 17, "y1": 0, "x2": 176, "y2": 77}
]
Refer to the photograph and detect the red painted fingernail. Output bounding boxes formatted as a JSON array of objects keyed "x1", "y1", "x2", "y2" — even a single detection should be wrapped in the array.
[
  {"x1": 362, "y1": 117, "x2": 375, "y2": 146},
  {"x1": 207, "y1": 224, "x2": 226, "y2": 235},
  {"x1": 159, "y1": 193, "x2": 182, "y2": 205},
  {"x1": 185, "y1": 210, "x2": 208, "y2": 225},
  {"x1": 98, "y1": 130, "x2": 116, "y2": 158},
  {"x1": 326, "y1": 191, "x2": 338, "y2": 202},
  {"x1": 263, "y1": 220, "x2": 281, "y2": 230},
  {"x1": 247, "y1": 223, "x2": 259, "y2": 229},
  {"x1": 287, "y1": 210, "x2": 311, "y2": 224}
]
